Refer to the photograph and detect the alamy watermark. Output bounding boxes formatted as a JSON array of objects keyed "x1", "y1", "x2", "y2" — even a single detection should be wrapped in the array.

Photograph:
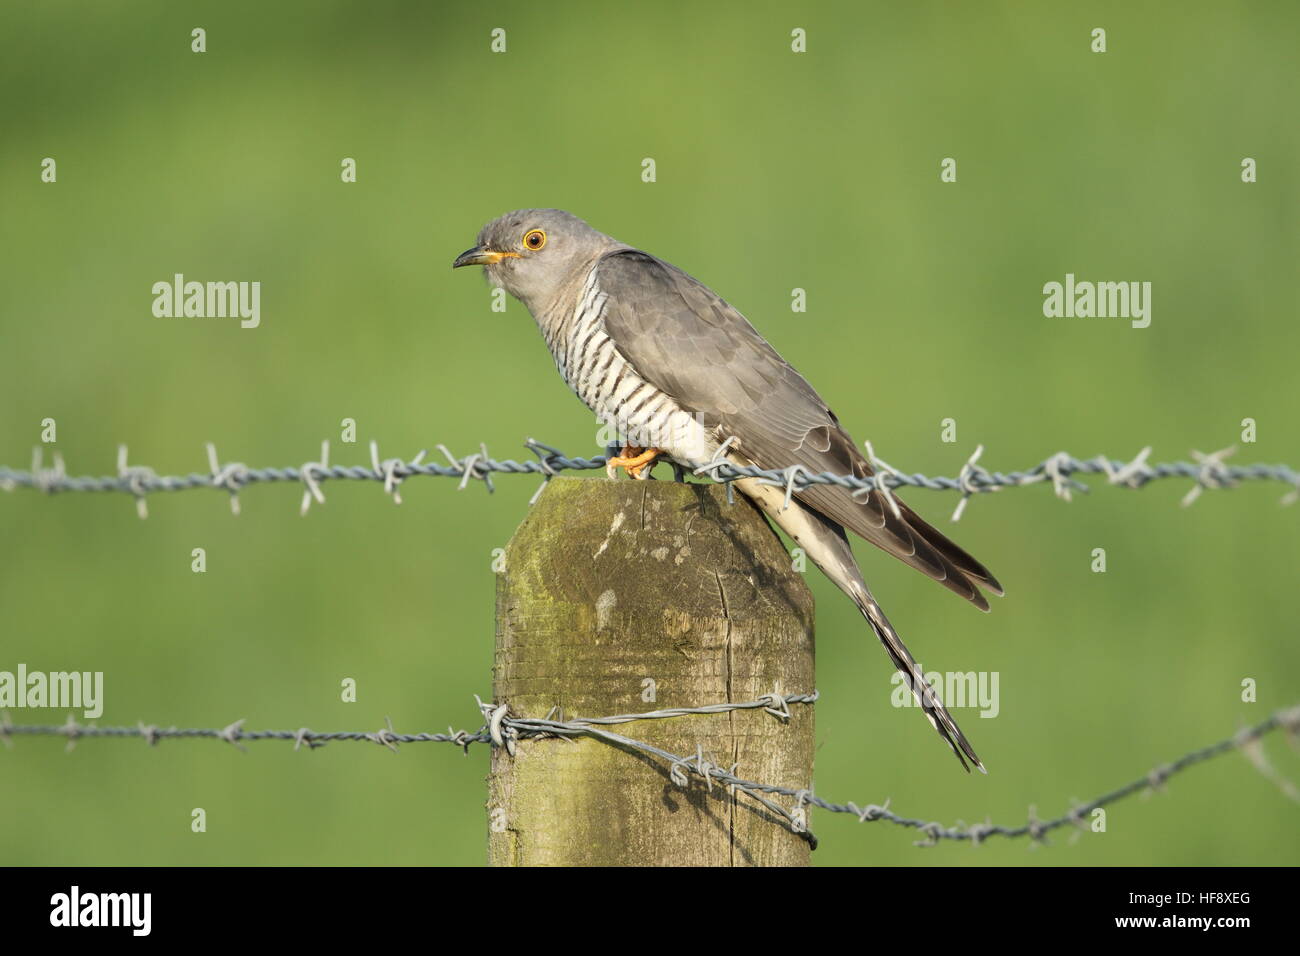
[
  {"x1": 152, "y1": 274, "x2": 260, "y2": 328},
  {"x1": 594, "y1": 409, "x2": 711, "y2": 454},
  {"x1": 891, "y1": 669, "x2": 999, "y2": 718},
  {"x1": 1043, "y1": 273, "x2": 1151, "y2": 329},
  {"x1": 0, "y1": 664, "x2": 103, "y2": 719},
  {"x1": 50, "y1": 886, "x2": 150, "y2": 936}
]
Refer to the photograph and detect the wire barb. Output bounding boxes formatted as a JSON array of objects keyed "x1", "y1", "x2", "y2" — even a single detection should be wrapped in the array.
[
  {"x1": 299, "y1": 441, "x2": 330, "y2": 516},
  {"x1": 116, "y1": 445, "x2": 156, "y2": 519},
  {"x1": 217, "y1": 719, "x2": 247, "y2": 752},
  {"x1": 952, "y1": 445, "x2": 997, "y2": 521},
  {"x1": 861, "y1": 440, "x2": 904, "y2": 519},
  {"x1": 1102, "y1": 446, "x2": 1153, "y2": 489},
  {"x1": 524, "y1": 437, "x2": 561, "y2": 504},
  {"x1": 206, "y1": 442, "x2": 249, "y2": 515},
  {"x1": 1181, "y1": 445, "x2": 1237, "y2": 508},
  {"x1": 23, "y1": 447, "x2": 67, "y2": 495},
  {"x1": 370, "y1": 441, "x2": 424, "y2": 505},
  {"x1": 1038, "y1": 451, "x2": 1090, "y2": 502}
]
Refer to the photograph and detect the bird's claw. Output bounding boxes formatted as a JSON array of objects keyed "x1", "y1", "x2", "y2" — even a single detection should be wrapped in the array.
[{"x1": 605, "y1": 446, "x2": 662, "y2": 480}]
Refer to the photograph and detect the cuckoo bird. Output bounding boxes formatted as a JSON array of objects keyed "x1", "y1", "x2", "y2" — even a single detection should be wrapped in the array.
[{"x1": 454, "y1": 209, "x2": 1002, "y2": 772}]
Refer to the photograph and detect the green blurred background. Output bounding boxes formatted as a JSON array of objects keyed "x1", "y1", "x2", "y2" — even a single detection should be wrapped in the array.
[{"x1": 1, "y1": 1, "x2": 1296, "y2": 866}]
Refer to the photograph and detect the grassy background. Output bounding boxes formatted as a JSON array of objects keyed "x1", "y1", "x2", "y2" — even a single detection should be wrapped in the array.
[{"x1": 1, "y1": 0, "x2": 1296, "y2": 866}]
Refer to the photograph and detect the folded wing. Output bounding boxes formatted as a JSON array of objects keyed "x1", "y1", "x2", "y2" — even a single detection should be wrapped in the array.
[{"x1": 596, "y1": 249, "x2": 1001, "y2": 609}]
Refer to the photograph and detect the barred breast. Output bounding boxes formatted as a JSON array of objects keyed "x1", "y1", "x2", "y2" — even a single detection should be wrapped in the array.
[{"x1": 538, "y1": 264, "x2": 714, "y2": 467}]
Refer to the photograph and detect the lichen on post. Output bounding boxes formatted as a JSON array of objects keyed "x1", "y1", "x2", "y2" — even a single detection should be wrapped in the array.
[{"x1": 488, "y1": 476, "x2": 815, "y2": 866}]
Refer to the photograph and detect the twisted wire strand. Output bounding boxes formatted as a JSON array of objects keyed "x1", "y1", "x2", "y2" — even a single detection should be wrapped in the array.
[
  {"x1": 2, "y1": 439, "x2": 1297, "y2": 520},
  {"x1": 5, "y1": 695, "x2": 1295, "y2": 850}
]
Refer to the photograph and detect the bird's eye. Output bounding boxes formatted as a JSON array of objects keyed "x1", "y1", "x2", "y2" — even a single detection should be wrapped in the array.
[{"x1": 523, "y1": 229, "x2": 546, "y2": 251}]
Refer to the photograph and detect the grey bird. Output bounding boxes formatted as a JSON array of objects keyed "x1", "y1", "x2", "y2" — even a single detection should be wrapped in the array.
[{"x1": 454, "y1": 209, "x2": 1003, "y2": 772}]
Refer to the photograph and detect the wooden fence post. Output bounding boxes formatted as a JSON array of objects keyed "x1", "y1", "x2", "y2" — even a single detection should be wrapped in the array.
[{"x1": 488, "y1": 476, "x2": 815, "y2": 866}]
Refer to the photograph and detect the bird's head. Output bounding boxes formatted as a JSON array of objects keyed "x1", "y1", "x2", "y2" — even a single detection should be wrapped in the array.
[{"x1": 452, "y1": 208, "x2": 613, "y2": 312}]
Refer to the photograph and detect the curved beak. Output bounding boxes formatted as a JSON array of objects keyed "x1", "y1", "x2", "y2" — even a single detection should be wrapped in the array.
[{"x1": 452, "y1": 246, "x2": 520, "y2": 269}]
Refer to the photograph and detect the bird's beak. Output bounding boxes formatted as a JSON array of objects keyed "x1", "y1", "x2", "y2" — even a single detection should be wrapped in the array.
[{"x1": 452, "y1": 246, "x2": 521, "y2": 269}]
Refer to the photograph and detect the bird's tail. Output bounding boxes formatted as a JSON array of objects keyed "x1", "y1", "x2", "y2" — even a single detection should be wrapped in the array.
[
  {"x1": 849, "y1": 584, "x2": 985, "y2": 773},
  {"x1": 737, "y1": 477, "x2": 984, "y2": 772}
]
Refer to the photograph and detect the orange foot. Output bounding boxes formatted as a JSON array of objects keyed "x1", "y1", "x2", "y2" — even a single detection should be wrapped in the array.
[{"x1": 605, "y1": 445, "x2": 662, "y2": 480}]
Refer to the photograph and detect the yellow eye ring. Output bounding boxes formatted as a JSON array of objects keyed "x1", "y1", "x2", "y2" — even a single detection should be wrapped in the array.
[{"x1": 522, "y1": 229, "x2": 546, "y2": 251}]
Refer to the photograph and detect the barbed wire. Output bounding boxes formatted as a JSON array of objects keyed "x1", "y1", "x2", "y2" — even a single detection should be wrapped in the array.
[
  {"x1": 5, "y1": 692, "x2": 1296, "y2": 850},
  {"x1": 5, "y1": 436, "x2": 1297, "y2": 850},
  {"x1": 1, "y1": 438, "x2": 1296, "y2": 520}
]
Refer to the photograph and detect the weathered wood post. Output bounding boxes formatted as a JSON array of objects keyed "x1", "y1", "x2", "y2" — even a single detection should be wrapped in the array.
[{"x1": 488, "y1": 476, "x2": 815, "y2": 866}]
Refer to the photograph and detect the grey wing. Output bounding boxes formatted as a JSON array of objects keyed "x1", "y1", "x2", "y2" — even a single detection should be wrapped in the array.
[{"x1": 595, "y1": 249, "x2": 1001, "y2": 609}]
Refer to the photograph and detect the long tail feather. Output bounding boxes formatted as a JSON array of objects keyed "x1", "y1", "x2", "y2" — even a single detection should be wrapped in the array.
[
  {"x1": 738, "y1": 477, "x2": 986, "y2": 773},
  {"x1": 851, "y1": 586, "x2": 985, "y2": 773}
]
